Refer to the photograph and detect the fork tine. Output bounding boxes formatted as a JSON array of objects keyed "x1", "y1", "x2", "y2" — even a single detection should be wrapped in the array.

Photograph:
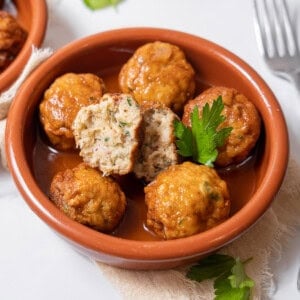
[
  {"x1": 270, "y1": 0, "x2": 284, "y2": 56},
  {"x1": 253, "y1": 0, "x2": 269, "y2": 57},
  {"x1": 253, "y1": 0, "x2": 299, "y2": 58},
  {"x1": 253, "y1": 0, "x2": 279, "y2": 58},
  {"x1": 265, "y1": 0, "x2": 281, "y2": 56},
  {"x1": 277, "y1": 0, "x2": 299, "y2": 55},
  {"x1": 253, "y1": 0, "x2": 300, "y2": 89}
]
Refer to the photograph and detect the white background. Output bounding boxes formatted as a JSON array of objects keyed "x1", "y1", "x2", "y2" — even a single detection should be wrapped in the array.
[{"x1": 1, "y1": 0, "x2": 300, "y2": 299}]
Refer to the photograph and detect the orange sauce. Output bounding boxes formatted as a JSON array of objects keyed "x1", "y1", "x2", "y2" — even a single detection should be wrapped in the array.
[{"x1": 32, "y1": 66, "x2": 262, "y2": 241}]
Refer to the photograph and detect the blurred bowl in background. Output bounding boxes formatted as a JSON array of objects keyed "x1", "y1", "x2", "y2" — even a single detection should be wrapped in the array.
[{"x1": 0, "y1": 0, "x2": 47, "y2": 92}]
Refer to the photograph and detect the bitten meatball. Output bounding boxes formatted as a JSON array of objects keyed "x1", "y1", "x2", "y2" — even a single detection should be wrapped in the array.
[
  {"x1": 0, "y1": 11, "x2": 27, "y2": 72},
  {"x1": 145, "y1": 161, "x2": 230, "y2": 240},
  {"x1": 133, "y1": 104, "x2": 179, "y2": 182},
  {"x1": 49, "y1": 163, "x2": 126, "y2": 232},
  {"x1": 119, "y1": 41, "x2": 195, "y2": 113},
  {"x1": 39, "y1": 73, "x2": 106, "y2": 150},
  {"x1": 182, "y1": 86, "x2": 261, "y2": 167},
  {"x1": 73, "y1": 93, "x2": 142, "y2": 176}
]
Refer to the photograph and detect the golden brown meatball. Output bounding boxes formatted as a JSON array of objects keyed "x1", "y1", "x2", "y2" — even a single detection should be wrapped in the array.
[
  {"x1": 39, "y1": 73, "x2": 106, "y2": 150},
  {"x1": 182, "y1": 86, "x2": 261, "y2": 167},
  {"x1": 49, "y1": 163, "x2": 126, "y2": 232},
  {"x1": 119, "y1": 41, "x2": 195, "y2": 113},
  {"x1": 0, "y1": 11, "x2": 27, "y2": 72},
  {"x1": 145, "y1": 161, "x2": 230, "y2": 240}
]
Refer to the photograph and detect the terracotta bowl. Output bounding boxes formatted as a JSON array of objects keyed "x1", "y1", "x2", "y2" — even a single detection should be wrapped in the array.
[
  {"x1": 5, "y1": 28, "x2": 289, "y2": 270},
  {"x1": 0, "y1": 0, "x2": 47, "y2": 92}
]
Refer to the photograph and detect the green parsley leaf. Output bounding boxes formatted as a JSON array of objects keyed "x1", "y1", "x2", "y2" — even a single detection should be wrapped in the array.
[
  {"x1": 228, "y1": 258, "x2": 255, "y2": 289},
  {"x1": 187, "y1": 254, "x2": 235, "y2": 282},
  {"x1": 83, "y1": 0, "x2": 123, "y2": 10},
  {"x1": 174, "y1": 119, "x2": 193, "y2": 157},
  {"x1": 214, "y1": 274, "x2": 251, "y2": 300},
  {"x1": 174, "y1": 96, "x2": 232, "y2": 167},
  {"x1": 186, "y1": 254, "x2": 255, "y2": 300}
]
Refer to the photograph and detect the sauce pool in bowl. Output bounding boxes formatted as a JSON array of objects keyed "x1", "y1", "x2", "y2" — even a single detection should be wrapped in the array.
[
  {"x1": 32, "y1": 63, "x2": 263, "y2": 241},
  {"x1": 6, "y1": 28, "x2": 288, "y2": 269}
]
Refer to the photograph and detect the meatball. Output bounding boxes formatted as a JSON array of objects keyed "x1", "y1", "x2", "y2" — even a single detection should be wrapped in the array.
[
  {"x1": 39, "y1": 73, "x2": 106, "y2": 150},
  {"x1": 0, "y1": 11, "x2": 27, "y2": 72},
  {"x1": 49, "y1": 163, "x2": 126, "y2": 232},
  {"x1": 182, "y1": 86, "x2": 261, "y2": 167},
  {"x1": 119, "y1": 41, "x2": 195, "y2": 113},
  {"x1": 133, "y1": 104, "x2": 179, "y2": 182},
  {"x1": 145, "y1": 161, "x2": 230, "y2": 240},
  {"x1": 73, "y1": 93, "x2": 142, "y2": 176}
]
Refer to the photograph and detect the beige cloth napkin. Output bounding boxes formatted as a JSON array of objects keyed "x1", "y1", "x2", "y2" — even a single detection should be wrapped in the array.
[
  {"x1": 96, "y1": 158, "x2": 300, "y2": 300},
  {"x1": 0, "y1": 46, "x2": 53, "y2": 168}
]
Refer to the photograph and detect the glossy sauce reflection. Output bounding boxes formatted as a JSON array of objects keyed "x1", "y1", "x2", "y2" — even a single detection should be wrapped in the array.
[{"x1": 33, "y1": 66, "x2": 261, "y2": 241}]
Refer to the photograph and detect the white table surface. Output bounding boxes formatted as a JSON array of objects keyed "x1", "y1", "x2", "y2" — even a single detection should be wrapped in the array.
[{"x1": 1, "y1": 0, "x2": 300, "y2": 299}]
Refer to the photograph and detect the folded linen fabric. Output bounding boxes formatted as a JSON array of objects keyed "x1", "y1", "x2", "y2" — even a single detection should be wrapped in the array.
[
  {"x1": 0, "y1": 46, "x2": 53, "y2": 168},
  {"x1": 96, "y1": 158, "x2": 300, "y2": 300}
]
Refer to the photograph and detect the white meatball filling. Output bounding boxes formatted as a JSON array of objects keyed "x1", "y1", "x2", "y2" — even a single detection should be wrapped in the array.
[
  {"x1": 73, "y1": 93, "x2": 142, "y2": 176},
  {"x1": 134, "y1": 106, "x2": 178, "y2": 182}
]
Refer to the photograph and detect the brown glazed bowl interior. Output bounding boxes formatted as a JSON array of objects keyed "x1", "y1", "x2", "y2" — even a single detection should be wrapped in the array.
[
  {"x1": 0, "y1": 0, "x2": 47, "y2": 92},
  {"x1": 5, "y1": 28, "x2": 289, "y2": 270}
]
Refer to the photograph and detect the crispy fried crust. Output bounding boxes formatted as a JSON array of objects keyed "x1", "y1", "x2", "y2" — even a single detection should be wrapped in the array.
[
  {"x1": 145, "y1": 161, "x2": 230, "y2": 240},
  {"x1": 119, "y1": 41, "x2": 195, "y2": 113},
  {"x1": 39, "y1": 73, "x2": 106, "y2": 150},
  {"x1": 182, "y1": 86, "x2": 261, "y2": 166},
  {"x1": 0, "y1": 11, "x2": 27, "y2": 72},
  {"x1": 50, "y1": 163, "x2": 126, "y2": 232}
]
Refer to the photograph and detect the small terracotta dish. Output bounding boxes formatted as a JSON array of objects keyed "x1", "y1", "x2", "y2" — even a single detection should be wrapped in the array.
[
  {"x1": 5, "y1": 28, "x2": 289, "y2": 270},
  {"x1": 0, "y1": 0, "x2": 47, "y2": 92}
]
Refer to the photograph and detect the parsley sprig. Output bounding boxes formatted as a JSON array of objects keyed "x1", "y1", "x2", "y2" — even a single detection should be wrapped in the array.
[
  {"x1": 187, "y1": 254, "x2": 255, "y2": 300},
  {"x1": 83, "y1": 0, "x2": 123, "y2": 10},
  {"x1": 174, "y1": 96, "x2": 232, "y2": 167}
]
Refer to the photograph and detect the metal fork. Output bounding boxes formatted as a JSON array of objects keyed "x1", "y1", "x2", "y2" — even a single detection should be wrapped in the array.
[
  {"x1": 253, "y1": 0, "x2": 300, "y2": 91},
  {"x1": 254, "y1": 0, "x2": 300, "y2": 292}
]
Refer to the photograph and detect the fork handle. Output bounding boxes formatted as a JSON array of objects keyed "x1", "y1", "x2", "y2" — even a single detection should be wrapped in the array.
[{"x1": 288, "y1": 72, "x2": 300, "y2": 93}]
